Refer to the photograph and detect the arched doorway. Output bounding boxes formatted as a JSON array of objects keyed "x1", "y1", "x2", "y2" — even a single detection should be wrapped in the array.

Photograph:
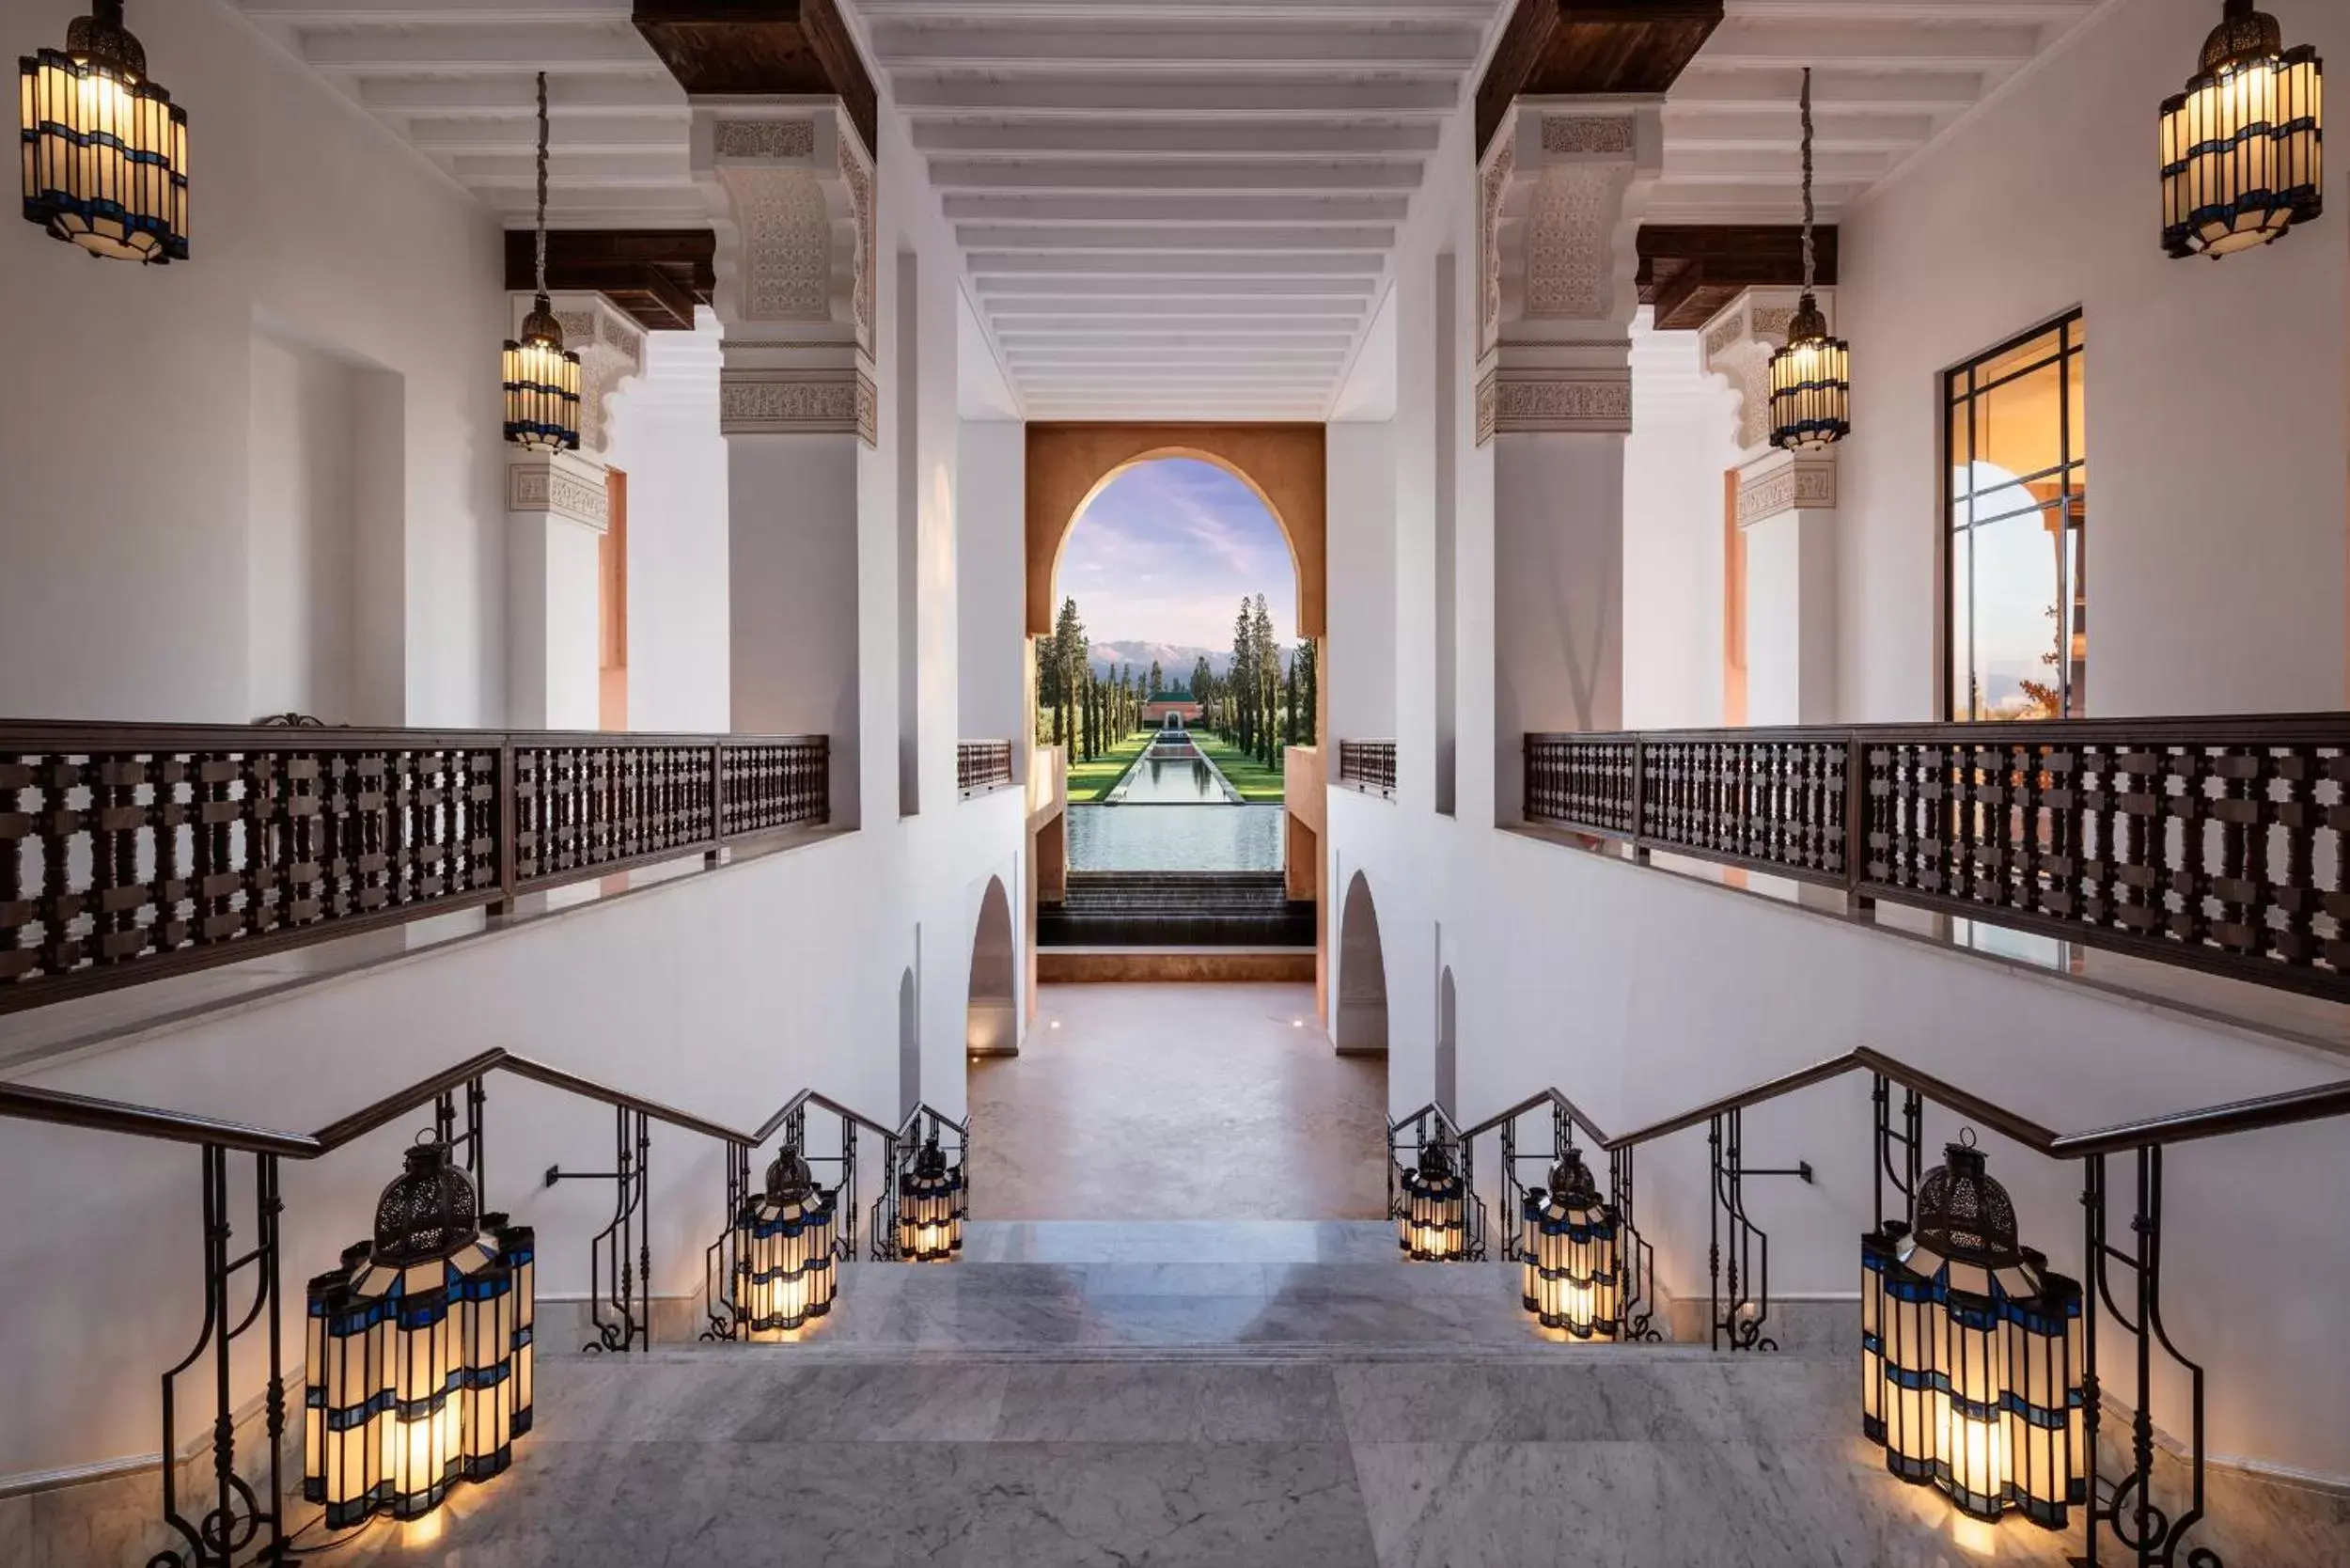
[
  {"x1": 1336, "y1": 870, "x2": 1388, "y2": 1058},
  {"x1": 899, "y1": 965, "x2": 920, "y2": 1120},
  {"x1": 966, "y1": 876, "x2": 1017, "y2": 1057}
]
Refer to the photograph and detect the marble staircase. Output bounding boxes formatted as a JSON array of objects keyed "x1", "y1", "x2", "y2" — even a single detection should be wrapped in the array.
[{"x1": 345, "y1": 1221, "x2": 2343, "y2": 1568}]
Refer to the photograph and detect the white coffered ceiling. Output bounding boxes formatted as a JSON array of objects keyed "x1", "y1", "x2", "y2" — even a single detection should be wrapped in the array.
[{"x1": 232, "y1": 0, "x2": 2107, "y2": 417}]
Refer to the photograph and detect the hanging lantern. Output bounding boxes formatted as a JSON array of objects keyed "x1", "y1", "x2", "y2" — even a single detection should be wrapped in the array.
[
  {"x1": 501, "y1": 71, "x2": 579, "y2": 452},
  {"x1": 1521, "y1": 1148, "x2": 1621, "y2": 1338},
  {"x1": 305, "y1": 1138, "x2": 535, "y2": 1529},
  {"x1": 2161, "y1": 0, "x2": 2323, "y2": 258},
  {"x1": 18, "y1": 1, "x2": 188, "y2": 262},
  {"x1": 895, "y1": 1134, "x2": 964, "y2": 1262},
  {"x1": 1859, "y1": 1134, "x2": 2084, "y2": 1529},
  {"x1": 1398, "y1": 1135, "x2": 1468, "y2": 1261},
  {"x1": 1770, "y1": 67, "x2": 1851, "y2": 451},
  {"x1": 734, "y1": 1142, "x2": 838, "y2": 1335}
]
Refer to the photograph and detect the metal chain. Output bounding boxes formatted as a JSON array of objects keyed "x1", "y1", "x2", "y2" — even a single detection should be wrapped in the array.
[
  {"x1": 531, "y1": 71, "x2": 547, "y2": 297},
  {"x1": 1798, "y1": 66, "x2": 1815, "y2": 294}
]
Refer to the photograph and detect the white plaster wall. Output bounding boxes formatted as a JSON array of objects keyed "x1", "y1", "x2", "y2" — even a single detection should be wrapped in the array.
[
  {"x1": 1325, "y1": 420, "x2": 1399, "y2": 744},
  {"x1": 605, "y1": 316, "x2": 731, "y2": 733},
  {"x1": 1622, "y1": 316, "x2": 1738, "y2": 728},
  {"x1": 957, "y1": 419, "x2": 1028, "y2": 762},
  {"x1": 1836, "y1": 0, "x2": 2350, "y2": 720},
  {"x1": 246, "y1": 333, "x2": 358, "y2": 723},
  {"x1": 0, "y1": 0, "x2": 507, "y2": 725},
  {"x1": 504, "y1": 506, "x2": 603, "y2": 729}
]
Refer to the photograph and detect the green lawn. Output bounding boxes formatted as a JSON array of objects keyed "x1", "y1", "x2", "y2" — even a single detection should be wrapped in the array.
[
  {"x1": 1064, "y1": 730, "x2": 1153, "y2": 802},
  {"x1": 1191, "y1": 732, "x2": 1287, "y2": 803}
]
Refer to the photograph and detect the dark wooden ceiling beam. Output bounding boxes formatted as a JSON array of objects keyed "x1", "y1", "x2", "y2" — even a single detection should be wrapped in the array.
[
  {"x1": 1478, "y1": 1, "x2": 1724, "y2": 157},
  {"x1": 502, "y1": 229, "x2": 717, "y2": 332},
  {"x1": 1635, "y1": 224, "x2": 1839, "y2": 331},
  {"x1": 631, "y1": 0, "x2": 878, "y2": 157}
]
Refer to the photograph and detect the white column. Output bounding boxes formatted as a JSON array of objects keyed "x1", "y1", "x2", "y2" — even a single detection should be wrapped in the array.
[
  {"x1": 1480, "y1": 100, "x2": 1660, "y2": 820},
  {"x1": 504, "y1": 450, "x2": 609, "y2": 729},
  {"x1": 1701, "y1": 289, "x2": 1842, "y2": 726},
  {"x1": 695, "y1": 102, "x2": 877, "y2": 823}
]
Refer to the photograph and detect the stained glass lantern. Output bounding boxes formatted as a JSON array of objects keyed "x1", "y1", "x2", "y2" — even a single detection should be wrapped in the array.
[
  {"x1": 1860, "y1": 1136, "x2": 2084, "y2": 1529},
  {"x1": 2161, "y1": 0, "x2": 2323, "y2": 258},
  {"x1": 1769, "y1": 68, "x2": 1851, "y2": 451},
  {"x1": 1398, "y1": 1136, "x2": 1468, "y2": 1261},
  {"x1": 305, "y1": 1139, "x2": 535, "y2": 1529},
  {"x1": 18, "y1": 2, "x2": 188, "y2": 262},
  {"x1": 735, "y1": 1142, "x2": 838, "y2": 1335},
  {"x1": 501, "y1": 72, "x2": 579, "y2": 451},
  {"x1": 896, "y1": 1133, "x2": 964, "y2": 1262},
  {"x1": 1769, "y1": 293, "x2": 1851, "y2": 451},
  {"x1": 503, "y1": 293, "x2": 581, "y2": 453},
  {"x1": 1521, "y1": 1149, "x2": 1621, "y2": 1338}
]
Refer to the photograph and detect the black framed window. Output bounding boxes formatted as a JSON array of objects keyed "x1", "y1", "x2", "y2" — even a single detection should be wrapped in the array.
[{"x1": 1944, "y1": 312, "x2": 2087, "y2": 720}]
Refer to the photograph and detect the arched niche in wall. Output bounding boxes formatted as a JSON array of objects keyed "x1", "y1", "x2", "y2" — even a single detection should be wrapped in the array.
[
  {"x1": 899, "y1": 964, "x2": 920, "y2": 1121},
  {"x1": 1336, "y1": 870, "x2": 1388, "y2": 1058},
  {"x1": 966, "y1": 876, "x2": 1017, "y2": 1058},
  {"x1": 1436, "y1": 966, "x2": 1458, "y2": 1119},
  {"x1": 1025, "y1": 424, "x2": 1327, "y2": 639}
]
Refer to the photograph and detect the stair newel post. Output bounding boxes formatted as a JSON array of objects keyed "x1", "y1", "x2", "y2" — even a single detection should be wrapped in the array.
[
  {"x1": 1708, "y1": 1114, "x2": 1724, "y2": 1351},
  {"x1": 2081, "y1": 1153, "x2": 2105, "y2": 1568},
  {"x1": 841, "y1": 1115, "x2": 859, "y2": 1262},
  {"x1": 1499, "y1": 1117, "x2": 1518, "y2": 1264}
]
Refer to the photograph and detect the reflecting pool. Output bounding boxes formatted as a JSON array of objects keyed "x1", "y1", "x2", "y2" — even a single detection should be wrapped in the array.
[
  {"x1": 1067, "y1": 803, "x2": 1285, "y2": 870},
  {"x1": 1114, "y1": 753, "x2": 1231, "y2": 804}
]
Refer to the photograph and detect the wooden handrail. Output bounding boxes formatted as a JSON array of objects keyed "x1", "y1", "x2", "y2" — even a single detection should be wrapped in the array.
[
  {"x1": 0, "y1": 1046, "x2": 890, "y2": 1159},
  {"x1": 1459, "y1": 1046, "x2": 2350, "y2": 1160}
]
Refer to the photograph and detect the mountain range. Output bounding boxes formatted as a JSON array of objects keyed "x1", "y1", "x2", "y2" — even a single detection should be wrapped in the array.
[{"x1": 1086, "y1": 640, "x2": 1230, "y2": 684}]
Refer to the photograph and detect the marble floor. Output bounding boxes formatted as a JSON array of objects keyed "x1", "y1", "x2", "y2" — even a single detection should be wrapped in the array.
[
  {"x1": 327, "y1": 1223, "x2": 2345, "y2": 1568},
  {"x1": 970, "y1": 982, "x2": 1387, "y2": 1221}
]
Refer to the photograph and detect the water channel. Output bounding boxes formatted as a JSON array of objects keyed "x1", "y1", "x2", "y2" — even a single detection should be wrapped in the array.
[{"x1": 1066, "y1": 735, "x2": 1284, "y2": 870}]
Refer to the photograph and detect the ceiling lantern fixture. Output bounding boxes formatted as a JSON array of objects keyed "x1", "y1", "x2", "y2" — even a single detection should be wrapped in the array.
[
  {"x1": 1520, "y1": 1147, "x2": 1621, "y2": 1339},
  {"x1": 2160, "y1": 0, "x2": 2323, "y2": 258},
  {"x1": 1769, "y1": 68, "x2": 1852, "y2": 452},
  {"x1": 733, "y1": 1142, "x2": 838, "y2": 1335},
  {"x1": 18, "y1": 1, "x2": 188, "y2": 262},
  {"x1": 305, "y1": 1137, "x2": 535, "y2": 1529},
  {"x1": 1861, "y1": 1132, "x2": 2084, "y2": 1530},
  {"x1": 502, "y1": 71, "x2": 580, "y2": 452}
]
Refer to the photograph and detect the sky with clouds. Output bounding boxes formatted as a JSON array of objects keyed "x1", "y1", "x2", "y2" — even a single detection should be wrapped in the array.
[{"x1": 1056, "y1": 458, "x2": 1297, "y2": 650}]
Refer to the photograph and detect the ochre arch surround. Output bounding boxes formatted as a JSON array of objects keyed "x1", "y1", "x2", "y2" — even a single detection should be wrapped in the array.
[{"x1": 1025, "y1": 424, "x2": 1326, "y2": 638}]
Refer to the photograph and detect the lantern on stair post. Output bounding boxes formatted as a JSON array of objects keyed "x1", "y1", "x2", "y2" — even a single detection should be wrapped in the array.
[
  {"x1": 1398, "y1": 1135, "x2": 1468, "y2": 1261},
  {"x1": 1859, "y1": 1133, "x2": 2084, "y2": 1529},
  {"x1": 896, "y1": 1133, "x2": 964, "y2": 1262},
  {"x1": 1521, "y1": 1147, "x2": 1621, "y2": 1338},
  {"x1": 735, "y1": 1142, "x2": 838, "y2": 1334},
  {"x1": 305, "y1": 1137, "x2": 535, "y2": 1528}
]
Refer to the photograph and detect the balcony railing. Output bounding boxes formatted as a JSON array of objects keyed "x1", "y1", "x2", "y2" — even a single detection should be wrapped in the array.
[
  {"x1": 1525, "y1": 715, "x2": 2350, "y2": 1003},
  {"x1": 0, "y1": 721, "x2": 829, "y2": 1014},
  {"x1": 1337, "y1": 739, "x2": 1397, "y2": 797},
  {"x1": 957, "y1": 739, "x2": 1014, "y2": 796}
]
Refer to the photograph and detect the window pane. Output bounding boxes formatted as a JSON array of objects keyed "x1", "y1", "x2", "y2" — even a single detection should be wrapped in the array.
[
  {"x1": 1966, "y1": 509, "x2": 2064, "y2": 720},
  {"x1": 1977, "y1": 325, "x2": 2063, "y2": 388},
  {"x1": 1945, "y1": 313, "x2": 2085, "y2": 720},
  {"x1": 1978, "y1": 362, "x2": 2065, "y2": 484}
]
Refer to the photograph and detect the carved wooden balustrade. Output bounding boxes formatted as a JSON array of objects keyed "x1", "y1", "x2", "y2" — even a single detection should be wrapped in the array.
[
  {"x1": 0, "y1": 722, "x2": 828, "y2": 1013},
  {"x1": 957, "y1": 739, "x2": 1015, "y2": 796},
  {"x1": 1338, "y1": 740, "x2": 1398, "y2": 798},
  {"x1": 1526, "y1": 716, "x2": 2350, "y2": 1003}
]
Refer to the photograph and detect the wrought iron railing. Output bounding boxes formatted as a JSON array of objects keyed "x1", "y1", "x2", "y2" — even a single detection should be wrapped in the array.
[
  {"x1": 0, "y1": 721, "x2": 830, "y2": 1014},
  {"x1": 0, "y1": 1051, "x2": 945, "y2": 1567},
  {"x1": 1338, "y1": 739, "x2": 1397, "y2": 797},
  {"x1": 957, "y1": 739, "x2": 1014, "y2": 796},
  {"x1": 1386, "y1": 1102, "x2": 1486, "y2": 1261},
  {"x1": 1525, "y1": 715, "x2": 2350, "y2": 1003},
  {"x1": 1458, "y1": 1051, "x2": 2350, "y2": 1568}
]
